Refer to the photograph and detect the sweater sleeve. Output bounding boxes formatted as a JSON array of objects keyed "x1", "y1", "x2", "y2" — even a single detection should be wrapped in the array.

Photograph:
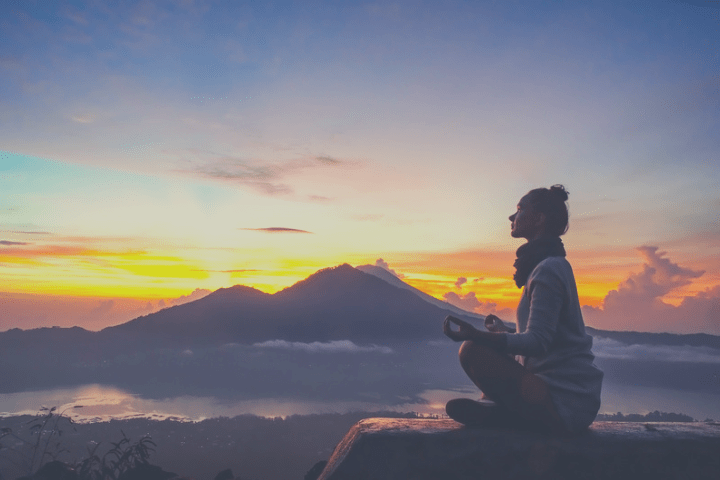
[{"x1": 505, "y1": 262, "x2": 565, "y2": 357}]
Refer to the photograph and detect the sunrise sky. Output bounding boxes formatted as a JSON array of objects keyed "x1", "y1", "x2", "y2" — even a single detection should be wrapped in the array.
[{"x1": 1, "y1": 0, "x2": 719, "y2": 334}]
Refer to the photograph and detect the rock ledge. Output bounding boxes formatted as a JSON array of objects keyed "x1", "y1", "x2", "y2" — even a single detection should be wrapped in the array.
[{"x1": 318, "y1": 418, "x2": 720, "y2": 480}]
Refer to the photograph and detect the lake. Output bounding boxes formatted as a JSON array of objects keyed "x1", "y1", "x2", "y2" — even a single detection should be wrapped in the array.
[
  {"x1": 2, "y1": 381, "x2": 719, "y2": 424},
  {"x1": 3, "y1": 339, "x2": 720, "y2": 423}
]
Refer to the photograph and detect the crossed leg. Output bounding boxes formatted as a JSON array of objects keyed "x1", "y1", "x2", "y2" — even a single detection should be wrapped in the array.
[{"x1": 452, "y1": 340, "x2": 568, "y2": 435}]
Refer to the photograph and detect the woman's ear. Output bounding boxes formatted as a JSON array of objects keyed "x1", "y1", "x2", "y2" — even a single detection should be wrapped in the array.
[{"x1": 535, "y1": 212, "x2": 546, "y2": 230}]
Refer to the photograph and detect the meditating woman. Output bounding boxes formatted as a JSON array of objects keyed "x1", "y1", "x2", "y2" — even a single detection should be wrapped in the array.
[{"x1": 443, "y1": 185, "x2": 603, "y2": 435}]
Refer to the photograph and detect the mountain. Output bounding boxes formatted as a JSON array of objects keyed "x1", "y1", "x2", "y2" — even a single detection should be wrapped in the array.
[
  {"x1": 355, "y1": 264, "x2": 490, "y2": 322},
  {"x1": 103, "y1": 264, "x2": 481, "y2": 345}
]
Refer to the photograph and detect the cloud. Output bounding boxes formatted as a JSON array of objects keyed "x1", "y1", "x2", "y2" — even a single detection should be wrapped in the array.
[
  {"x1": 315, "y1": 155, "x2": 342, "y2": 165},
  {"x1": 0, "y1": 240, "x2": 29, "y2": 245},
  {"x1": 168, "y1": 288, "x2": 212, "y2": 306},
  {"x1": 603, "y1": 246, "x2": 704, "y2": 307},
  {"x1": 374, "y1": 258, "x2": 405, "y2": 278},
  {"x1": 307, "y1": 195, "x2": 332, "y2": 202},
  {"x1": 352, "y1": 214, "x2": 384, "y2": 221},
  {"x1": 186, "y1": 156, "x2": 299, "y2": 196},
  {"x1": 242, "y1": 227, "x2": 312, "y2": 234},
  {"x1": 179, "y1": 153, "x2": 350, "y2": 197},
  {"x1": 593, "y1": 337, "x2": 720, "y2": 364},
  {"x1": 199, "y1": 269, "x2": 261, "y2": 273},
  {"x1": 252, "y1": 339, "x2": 393, "y2": 354},
  {"x1": 70, "y1": 114, "x2": 96, "y2": 124},
  {"x1": 84, "y1": 299, "x2": 115, "y2": 321},
  {"x1": 583, "y1": 247, "x2": 720, "y2": 334},
  {"x1": 454, "y1": 277, "x2": 467, "y2": 288},
  {"x1": 61, "y1": 5, "x2": 88, "y2": 25},
  {"x1": 443, "y1": 291, "x2": 481, "y2": 310},
  {"x1": 443, "y1": 291, "x2": 515, "y2": 319}
]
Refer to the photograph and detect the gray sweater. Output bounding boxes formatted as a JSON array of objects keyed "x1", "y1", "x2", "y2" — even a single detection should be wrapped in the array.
[{"x1": 504, "y1": 256, "x2": 603, "y2": 432}]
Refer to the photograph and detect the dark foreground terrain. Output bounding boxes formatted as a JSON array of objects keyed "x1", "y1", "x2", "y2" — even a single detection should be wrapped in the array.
[
  {"x1": 0, "y1": 411, "x2": 420, "y2": 480},
  {"x1": 0, "y1": 410, "x2": 700, "y2": 480}
]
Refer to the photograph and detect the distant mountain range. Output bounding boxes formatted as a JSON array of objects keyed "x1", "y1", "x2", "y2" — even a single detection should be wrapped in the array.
[{"x1": 104, "y1": 263, "x2": 482, "y2": 346}]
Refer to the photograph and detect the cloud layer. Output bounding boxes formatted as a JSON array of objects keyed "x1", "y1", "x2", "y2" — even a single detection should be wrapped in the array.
[
  {"x1": 242, "y1": 227, "x2": 312, "y2": 234},
  {"x1": 593, "y1": 337, "x2": 720, "y2": 364},
  {"x1": 252, "y1": 339, "x2": 393, "y2": 354}
]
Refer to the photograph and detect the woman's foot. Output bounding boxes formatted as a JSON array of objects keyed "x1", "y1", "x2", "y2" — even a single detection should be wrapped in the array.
[{"x1": 445, "y1": 398, "x2": 501, "y2": 427}]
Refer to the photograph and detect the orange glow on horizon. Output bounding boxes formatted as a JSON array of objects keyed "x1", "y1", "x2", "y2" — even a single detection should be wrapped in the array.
[{"x1": 1, "y1": 237, "x2": 717, "y2": 332}]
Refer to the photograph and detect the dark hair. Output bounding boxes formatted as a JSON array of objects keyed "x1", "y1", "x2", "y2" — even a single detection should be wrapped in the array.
[{"x1": 525, "y1": 184, "x2": 570, "y2": 237}]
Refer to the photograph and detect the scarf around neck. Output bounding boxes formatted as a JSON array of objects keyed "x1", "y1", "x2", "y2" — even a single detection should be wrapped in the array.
[{"x1": 513, "y1": 236, "x2": 566, "y2": 288}]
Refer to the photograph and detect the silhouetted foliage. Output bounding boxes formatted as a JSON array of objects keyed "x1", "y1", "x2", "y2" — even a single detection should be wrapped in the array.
[
  {"x1": 595, "y1": 410, "x2": 696, "y2": 422},
  {"x1": 1, "y1": 407, "x2": 159, "y2": 480}
]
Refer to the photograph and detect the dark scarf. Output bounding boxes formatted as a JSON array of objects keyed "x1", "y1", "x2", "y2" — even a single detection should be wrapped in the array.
[{"x1": 513, "y1": 236, "x2": 566, "y2": 288}]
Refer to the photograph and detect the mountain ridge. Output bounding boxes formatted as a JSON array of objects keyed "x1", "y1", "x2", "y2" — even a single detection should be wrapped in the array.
[{"x1": 102, "y1": 263, "x2": 481, "y2": 345}]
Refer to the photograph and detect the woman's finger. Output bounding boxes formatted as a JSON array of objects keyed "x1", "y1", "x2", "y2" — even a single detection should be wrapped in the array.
[
  {"x1": 447, "y1": 315, "x2": 467, "y2": 328},
  {"x1": 443, "y1": 318, "x2": 454, "y2": 336}
]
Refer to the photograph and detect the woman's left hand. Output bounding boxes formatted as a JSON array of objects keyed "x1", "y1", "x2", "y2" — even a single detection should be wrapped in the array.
[{"x1": 443, "y1": 315, "x2": 479, "y2": 342}]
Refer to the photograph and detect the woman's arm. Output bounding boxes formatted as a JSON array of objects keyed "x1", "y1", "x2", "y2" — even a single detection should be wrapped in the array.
[{"x1": 505, "y1": 263, "x2": 565, "y2": 357}]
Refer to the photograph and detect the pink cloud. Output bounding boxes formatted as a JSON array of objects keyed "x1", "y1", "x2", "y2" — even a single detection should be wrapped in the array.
[
  {"x1": 443, "y1": 291, "x2": 515, "y2": 319},
  {"x1": 582, "y1": 247, "x2": 719, "y2": 334}
]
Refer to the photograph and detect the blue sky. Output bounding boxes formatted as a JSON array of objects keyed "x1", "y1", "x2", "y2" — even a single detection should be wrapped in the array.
[{"x1": 1, "y1": 0, "x2": 719, "y2": 333}]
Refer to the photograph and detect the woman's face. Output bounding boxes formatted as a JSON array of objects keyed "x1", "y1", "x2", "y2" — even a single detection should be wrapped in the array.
[{"x1": 509, "y1": 195, "x2": 545, "y2": 240}]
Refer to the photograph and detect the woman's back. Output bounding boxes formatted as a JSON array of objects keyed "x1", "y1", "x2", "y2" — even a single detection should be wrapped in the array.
[{"x1": 512, "y1": 256, "x2": 603, "y2": 432}]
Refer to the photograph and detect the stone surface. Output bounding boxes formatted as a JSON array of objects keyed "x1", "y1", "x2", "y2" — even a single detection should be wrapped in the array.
[{"x1": 317, "y1": 418, "x2": 720, "y2": 480}]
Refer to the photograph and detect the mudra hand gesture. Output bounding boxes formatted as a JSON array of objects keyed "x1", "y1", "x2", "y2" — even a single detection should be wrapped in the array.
[
  {"x1": 443, "y1": 315, "x2": 479, "y2": 342},
  {"x1": 484, "y1": 314, "x2": 513, "y2": 333},
  {"x1": 443, "y1": 315, "x2": 510, "y2": 349}
]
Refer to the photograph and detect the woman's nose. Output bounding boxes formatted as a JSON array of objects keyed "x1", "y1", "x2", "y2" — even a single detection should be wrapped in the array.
[{"x1": 509, "y1": 213, "x2": 516, "y2": 221}]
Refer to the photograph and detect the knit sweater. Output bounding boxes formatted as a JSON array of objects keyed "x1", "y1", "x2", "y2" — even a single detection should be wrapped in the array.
[{"x1": 504, "y1": 256, "x2": 604, "y2": 433}]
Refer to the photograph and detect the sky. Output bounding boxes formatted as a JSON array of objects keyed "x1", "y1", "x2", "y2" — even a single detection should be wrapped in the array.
[{"x1": 1, "y1": 0, "x2": 719, "y2": 334}]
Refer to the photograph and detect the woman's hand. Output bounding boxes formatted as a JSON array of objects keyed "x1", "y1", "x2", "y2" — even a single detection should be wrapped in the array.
[
  {"x1": 484, "y1": 314, "x2": 514, "y2": 333},
  {"x1": 443, "y1": 315, "x2": 480, "y2": 342},
  {"x1": 444, "y1": 315, "x2": 509, "y2": 350}
]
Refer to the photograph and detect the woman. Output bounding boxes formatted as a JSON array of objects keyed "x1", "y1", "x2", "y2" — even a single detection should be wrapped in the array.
[{"x1": 443, "y1": 185, "x2": 603, "y2": 435}]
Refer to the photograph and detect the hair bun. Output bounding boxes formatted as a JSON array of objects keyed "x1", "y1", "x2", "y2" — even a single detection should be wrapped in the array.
[{"x1": 549, "y1": 184, "x2": 569, "y2": 201}]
